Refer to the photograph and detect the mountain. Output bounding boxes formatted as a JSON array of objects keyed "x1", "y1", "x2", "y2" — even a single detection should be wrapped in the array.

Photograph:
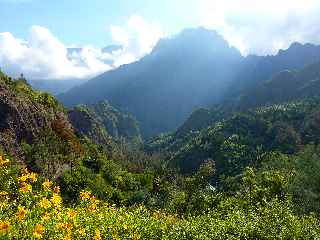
[
  {"x1": 147, "y1": 97, "x2": 320, "y2": 174},
  {"x1": 225, "y1": 42, "x2": 320, "y2": 101},
  {"x1": 4, "y1": 37, "x2": 320, "y2": 239},
  {"x1": 3, "y1": 69, "x2": 320, "y2": 238},
  {"x1": 59, "y1": 29, "x2": 320, "y2": 139},
  {"x1": 69, "y1": 100, "x2": 141, "y2": 144},
  {"x1": 67, "y1": 105, "x2": 112, "y2": 147},
  {"x1": 28, "y1": 78, "x2": 86, "y2": 95},
  {"x1": 59, "y1": 28, "x2": 243, "y2": 138},
  {"x1": 151, "y1": 59, "x2": 320, "y2": 162},
  {"x1": 27, "y1": 45, "x2": 124, "y2": 95},
  {"x1": 221, "y1": 60, "x2": 320, "y2": 113}
]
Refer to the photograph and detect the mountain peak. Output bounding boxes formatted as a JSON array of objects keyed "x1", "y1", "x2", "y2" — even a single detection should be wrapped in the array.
[
  {"x1": 151, "y1": 27, "x2": 241, "y2": 58},
  {"x1": 289, "y1": 42, "x2": 303, "y2": 49}
]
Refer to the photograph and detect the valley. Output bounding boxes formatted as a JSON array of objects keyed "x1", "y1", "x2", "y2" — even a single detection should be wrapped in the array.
[{"x1": 1, "y1": 25, "x2": 320, "y2": 239}]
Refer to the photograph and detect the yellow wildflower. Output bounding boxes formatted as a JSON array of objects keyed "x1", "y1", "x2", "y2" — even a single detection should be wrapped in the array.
[
  {"x1": 29, "y1": 172, "x2": 38, "y2": 183},
  {"x1": 0, "y1": 221, "x2": 10, "y2": 234},
  {"x1": 39, "y1": 198, "x2": 51, "y2": 209},
  {"x1": 67, "y1": 209, "x2": 77, "y2": 219},
  {"x1": 64, "y1": 234, "x2": 72, "y2": 240},
  {"x1": 77, "y1": 228, "x2": 86, "y2": 237},
  {"x1": 42, "y1": 212, "x2": 51, "y2": 221},
  {"x1": 132, "y1": 232, "x2": 141, "y2": 240},
  {"x1": 53, "y1": 186, "x2": 60, "y2": 194},
  {"x1": 80, "y1": 191, "x2": 91, "y2": 201},
  {"x1": 0, "y1": 156, "x2": 10, "y2": 167},
  {"x1": 51, "y1": 193, "x2": 62, "y2": 209},
  {"x1": 57, "y1": 223, "x2": 72, "y2": 233},
  {"x1": 33, "y1": 224, "x2": 45, "y2": 239},
  {"x1": 19, "y1": 183, "x2": 32, "y2": 193},
  {"x1": 18, "y1": 174, "x2": 29, "y2": 182},
  {"x1": 65, "y1": 223, "x2": 73, "y2": 233},
  {"x1": 56, "y1": 223, "x2": 64, "y2": 230},
  {"x1": 0, "y1": 191, "x2": 8, "y2": 197},
  {"x1": 19, "y1": 172, "x2": 38, "y2": 183},
  {"x1": 89, "y1": 203, "x2": 97, "y2": 212},
  {"x1": 94, "y1": 229, "x2": 102, "y2": 240},
  {"x1": 17, "y1": 207, "x2": 27, "y2": 221},
  {"x1": 56, "y1": 211, "x2": 62, "y2": 220},
  {"x1": 42, "y1": 179, "x2": 52, "y2": 190}
]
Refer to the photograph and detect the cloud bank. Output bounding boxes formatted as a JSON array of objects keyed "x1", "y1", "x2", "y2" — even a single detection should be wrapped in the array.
[
  {"x1": 0, "y1": 16, "x2": 163, "y2": 80},
  {"x1": 199, "y1": 0, "x2": 320, "y2": 55},
  {"x1": 110, "y1": 15, "x2": 163, "y2": 67}
]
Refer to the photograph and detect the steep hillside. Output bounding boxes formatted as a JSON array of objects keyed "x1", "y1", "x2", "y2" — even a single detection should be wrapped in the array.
[
  {"x1": 0, "y1": 71, "x2": 162, "y2": 205},
  {"x1": 0, "y1": 72, "x2": 75, "y2": 162},
  {"x1": 67, "y1": 105, "x2": 112, "y2": 147},
  {"x1": 147, "y1": 97, "x2": 320, "y2": 175},
  {"x1": 167, "y1": 60, "x2": 320, "y2": 140},
  {"x1": 225, "y1": 42, "x2": 320, "y2": 100},
  {"x1": 59, "y1": 31, "x2": 320, "y2": 139},
  {"x1": 233, "y1": 61, "x2": 320, "y2": 111},
  {"x1": 59, "y1": 28, "x2": 243, "y2": 138},
  {"x1": 69, "y1": 100, "x2": 141, "y2": 144}
]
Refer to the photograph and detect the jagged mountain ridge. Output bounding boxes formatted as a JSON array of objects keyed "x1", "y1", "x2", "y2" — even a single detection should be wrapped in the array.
[
  {"x1": 224, "y1": 42, "x2": 320, "y2": 101},
  {"x1": 59, "y1": 28, "x2": 320, "y2": 138},
  {"x1": 59, "y1": 28, "x2": 243, "y2": 138}
]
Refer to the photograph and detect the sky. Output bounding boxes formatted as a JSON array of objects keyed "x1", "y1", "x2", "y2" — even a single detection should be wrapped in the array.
[{"x1": 1, "y1": 0, "x2": 320, "y2": 80}]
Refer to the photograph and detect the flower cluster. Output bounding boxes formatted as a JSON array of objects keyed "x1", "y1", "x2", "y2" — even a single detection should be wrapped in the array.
[
  {"x1": 0, "y1": 155, "x2": 9, "y2": 167},
  {"x1": 1, "y1": 154, "x2": 320, "y2": 239}
]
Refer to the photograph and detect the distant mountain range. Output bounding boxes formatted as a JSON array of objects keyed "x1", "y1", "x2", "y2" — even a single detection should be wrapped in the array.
[
  {"x1": 224, "y1": 42, "x2": 320, "y2": 102},
  {"x1": 28, "y1": 45, "x2": 124, "y2": 95},
  {"x1": 58, "y1": 28, "x2": 320, "y2": 138},
  {"x1": 28, "y1": 78, "x2": 86, "y2": 95},
  {"x1": 59, "y1": 28, "x2": 242, "y2": 138}
]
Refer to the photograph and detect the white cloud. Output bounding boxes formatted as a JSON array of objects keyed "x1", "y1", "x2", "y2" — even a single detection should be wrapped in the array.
[
  {"x1": 110, "y1": 15, "x2": 163, "y2": 66},
  {"x1": 198, "y1": 0, "x2": 320, "y2": 55},
  {"x1": 0, "y1": 15, "x2": 163, "y2": 80},
  {"x1": 0, "y1": 26, "x2": 111, "y2": 80}
]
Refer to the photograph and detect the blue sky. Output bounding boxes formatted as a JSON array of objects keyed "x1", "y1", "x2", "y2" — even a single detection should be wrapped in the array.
[
  {"x1": 0, "y1": 0, "x2": 199, "y2": 47},
  {"x1": 1, "y1": 0, "x2": 320, "y2": 80}
]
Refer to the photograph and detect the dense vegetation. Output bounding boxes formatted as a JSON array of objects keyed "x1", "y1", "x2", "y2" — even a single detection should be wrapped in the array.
[
  {"x1": 59, "y1": 29, "x2": 320, "y2": 138},
  {"x1": 148, "y1": 97, "x2": 320, "y2": 173},
  {"x1": 58, "y1": 28, "x2": 243, "y2": 138},
  {"x1": 2, "y1": 34, "x2": 320, "y2": 238},
  {"x1": 3, "y1": 149, "x2": 320, "y2": 239},
  {"x1": 69, "y1": 101, "x2": 141, "y2": 142}
]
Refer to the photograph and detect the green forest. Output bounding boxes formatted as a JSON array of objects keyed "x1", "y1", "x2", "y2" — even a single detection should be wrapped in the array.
[{"x1": 2, "y1": 54, "x2": 320, "y2": 239}]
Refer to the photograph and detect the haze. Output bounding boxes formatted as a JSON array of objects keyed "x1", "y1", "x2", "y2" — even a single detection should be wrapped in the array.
[{"x1": 1, "y1": 0, "x2": 320, "y2": 80}]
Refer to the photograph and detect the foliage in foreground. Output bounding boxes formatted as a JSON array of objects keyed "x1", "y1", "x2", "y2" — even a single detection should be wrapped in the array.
[{"x1": 1, "y1": 154, "x2": 320, "y2": 240}]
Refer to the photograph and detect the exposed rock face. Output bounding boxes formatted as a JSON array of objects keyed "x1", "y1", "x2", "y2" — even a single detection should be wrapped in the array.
[{"x1": 0, "y1": 73, "x2": 74, "y2": 160}]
